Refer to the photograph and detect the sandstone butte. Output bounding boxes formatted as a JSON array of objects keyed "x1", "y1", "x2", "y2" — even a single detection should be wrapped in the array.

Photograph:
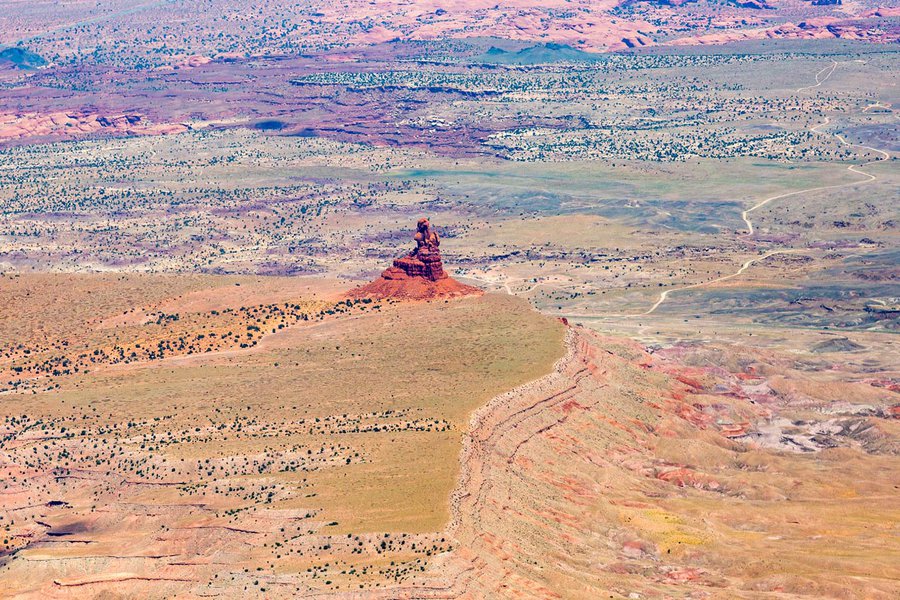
[{"x1": 348, "y1": 218, "x2": 482, "y2": 301}]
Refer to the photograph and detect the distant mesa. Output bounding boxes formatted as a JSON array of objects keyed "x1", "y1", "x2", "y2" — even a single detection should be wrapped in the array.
[
  {"x1": 0, "y1": 47, "x2": 47, "y2": 70},
  {"x1": 348, "y1": 218, "x2": 481, "y2": 301},
  {"x1": 476, "y1": 42, "x2": 601, "y2": 65},
  {"x1": 728, "y1": 0, "x2": 775, "y2": 8},
  {"x1": 811, "y1": 337, "x2": 865, "y2": 353}
]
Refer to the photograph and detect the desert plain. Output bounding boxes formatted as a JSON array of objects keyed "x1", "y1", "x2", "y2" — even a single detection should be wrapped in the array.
[{"x1": 0, "y1": 0, "x2": 898, "y2": 598}]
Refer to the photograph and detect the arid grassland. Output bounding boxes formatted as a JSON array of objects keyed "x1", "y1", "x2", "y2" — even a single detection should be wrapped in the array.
[
  {"x1": 0, "y1": 277, "x2": 564, "y2": 595},
  {"x1": 0, "y1": 10, "x2": 897, "y2": 597}
]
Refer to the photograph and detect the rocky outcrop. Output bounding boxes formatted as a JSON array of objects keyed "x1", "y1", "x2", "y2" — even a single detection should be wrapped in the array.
[
  {"x1": 0, "y1": 111, "x2": 188, "y2": 143},
  {"x1": 348, "y1": 218, "x2": 481, "y2": 301},
  {"x1": 729, "y1": 0, "x2": 775, "y2": 9},
  {"x1": 669, "y1": 15, "x2": 899, "y2": 47},
  {"x1": 0, "y1": 47, "x2": 47, "y2": 69}
]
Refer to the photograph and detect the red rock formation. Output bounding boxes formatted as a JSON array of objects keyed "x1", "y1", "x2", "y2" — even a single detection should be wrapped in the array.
[
  {"x1": 0, "y1": 111, "x2": 188, "y2": 144},
  {"x1": 348, "y1": 218, "x2": 482, "y2": 301}
]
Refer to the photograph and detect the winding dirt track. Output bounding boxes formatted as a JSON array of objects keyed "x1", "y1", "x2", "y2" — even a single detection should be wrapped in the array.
[
  {"x1": 795, "y1": 60, "x2": 837, "y2": 94},
  {"x1": 641, "y1": 248, "x2": 801, "y2": 315},
  {"x1": 550, "y1": 61, "x2": 892, "y2": 320},
  {"x1": 642, "y1": 62, "x2": 892, "y2": 316},
  {"x1": 739, "y1": 114, "x2": 887, "y2": 237}
]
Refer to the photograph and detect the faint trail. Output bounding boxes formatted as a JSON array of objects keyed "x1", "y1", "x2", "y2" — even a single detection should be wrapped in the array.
[
  {"x1": 741, "y1": 115, "x2": 889, "y2": 236},
  {"x1": 835, "y1": 133, "x2": 890, "y2": 164},
  {"x1": 795, "y1": 60, "x2": 837, "y2": 93},
  {"x1": 641, "y1": 249, "x2": 800, "y2": 315},
  {"x1": 477, "y1": 61, "x2": 890, "y2": 321},
  {"x1": 742, "y1": 61, "x2": 890, "y2": 236},
  {"x1": 648, "y1": 115, "x2": 889, "y2": 315},
  {"x1": 581, "y1": 62, "x2": 892, "y2": 319},
  {"x1": 741, "y1": 116, "x2": 828, "y2": 235},
  {"x1": 741, "y1": 60, "x2": 887, "y2": 230},
  {"x1": 863, "y1": 100, "x2": 892, "y2": 115}
]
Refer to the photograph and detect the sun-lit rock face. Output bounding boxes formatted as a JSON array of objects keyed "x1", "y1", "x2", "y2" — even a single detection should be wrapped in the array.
[
  {"x1": 348, "y1": 218, "x2": 481, "y2": 301},
  {"x1": 387, "y1": 217, "x2": 447, "y2": 282}
]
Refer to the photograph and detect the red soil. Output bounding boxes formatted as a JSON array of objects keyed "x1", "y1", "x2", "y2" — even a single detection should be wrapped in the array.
[
  {"x1": 348, "y1": 265, "x2": 482, "y2": 301},
  {"x1": 347, "y1": 219, "x2": 482, "y2": 301}
]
